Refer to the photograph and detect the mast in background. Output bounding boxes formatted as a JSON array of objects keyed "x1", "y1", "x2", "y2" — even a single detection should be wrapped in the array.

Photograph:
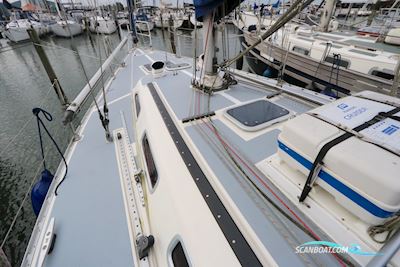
[
  {"x1": 193, "y1": 0, "x2": 243, "y2": 90},
  {"x1": 200, "y1": 13, "x2": 224, "y2": 90},
  {"x1": 126, "y1": 0, "x2": 138, "y2": 43},
  {"x1": 319, "y1": 0, "x2": 336, "y2": 32}
]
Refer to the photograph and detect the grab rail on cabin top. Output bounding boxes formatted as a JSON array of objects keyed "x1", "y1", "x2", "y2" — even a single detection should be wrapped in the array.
[{"x1": 63, "y1": 36, "x2": 128, "y2": 125}]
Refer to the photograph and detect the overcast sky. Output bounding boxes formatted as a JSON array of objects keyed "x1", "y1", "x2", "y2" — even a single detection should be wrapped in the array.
[
  {"x1": 3, "y1": 0, "x2": 283, "y2": 7},
  {"x1": 1, "y1": 0, "x2": 193, "y2": 6}
]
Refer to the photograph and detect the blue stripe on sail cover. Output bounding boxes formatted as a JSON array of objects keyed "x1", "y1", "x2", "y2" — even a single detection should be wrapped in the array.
[{"x1": 277, "y1": 141, "x2": 395, "y2": 218}]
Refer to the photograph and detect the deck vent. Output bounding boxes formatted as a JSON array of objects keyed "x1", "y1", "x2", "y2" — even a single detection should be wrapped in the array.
[
  {"x1": 225, "y1": 100, "x2": 291, "y2": 131},
  {"x1": 151, "y1": 61, "x2": 165, "y2": 77}
]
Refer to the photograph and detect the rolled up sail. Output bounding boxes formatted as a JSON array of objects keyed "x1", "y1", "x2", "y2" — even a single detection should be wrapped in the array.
[{"x1": 193, "y1": 0, "x2": 242, "y2": 21}]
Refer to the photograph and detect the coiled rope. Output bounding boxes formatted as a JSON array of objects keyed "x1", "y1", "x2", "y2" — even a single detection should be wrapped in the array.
[
  {"x1": 368, "y1": 216, "x2": 400, "y2": 244},
  {"x1": 32, "y1": 108, "x2": 68, "y2": 195}
]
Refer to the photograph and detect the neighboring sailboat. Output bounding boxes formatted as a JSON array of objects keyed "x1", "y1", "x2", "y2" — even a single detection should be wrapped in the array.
[
  {"x1": 135, "y1": 12, "x2": 154, "y2": 32},
  {"x1": 385, "y1": 27, "x2": 400, "y2": 45},
  {"x1": 1, "y1": 1, "x2": 46, "y2": 42},
  {"x1": 182, "y1": 6, "x2": 202, "y2": 28},
  {"x1": 3, "y1": 19, "x2": 30, "y2": 42},
  {"x1": 3, "y1": 18, "x2": 43, "y2": 42},
  {"x1": 154, "y1": 10, "x2": 184, "y2": 29},
  {"x1": 189, "y1": 11, "x2": 202, "y2": 28},
  {"x1": 89, "y1": 16, "x2": 117, "y2": 34},
  {"x1": 51, "y1": 20, "x2": 83, "y2": 37},
  {"x1": 116, "y1": 11, "x2": 129, "y2": 29},
  {"x1": 50, "y1": 0, "x2": 83, "y2": 37},
  {"x1": 235, "y1": 3, "x2": 400, "y2": 96}
]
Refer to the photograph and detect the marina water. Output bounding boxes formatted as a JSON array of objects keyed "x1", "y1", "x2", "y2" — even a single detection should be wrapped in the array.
[{"x1": 0, "y1": 25, "x2": 242, "y2": 266}]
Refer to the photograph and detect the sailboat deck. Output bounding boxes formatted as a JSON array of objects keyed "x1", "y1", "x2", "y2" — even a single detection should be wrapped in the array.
[
  {"x1": 26, "y1": 48, "x2": 347, "y2": 266},
  {"x1": 38, "y1": 50, "x2": 141, "y2": 267},
  {"x1": 44, "y1": 97, "x2": 135, "y2": 267},
  {"x1": 138, "y1": 51, "x2": 341, "y2": 265},
  {"x1": 153, "y1": 69, "x2": 339, "y2": 266}
]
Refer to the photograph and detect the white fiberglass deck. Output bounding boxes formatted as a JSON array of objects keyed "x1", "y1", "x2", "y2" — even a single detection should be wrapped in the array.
[{"x1": 25, "y1": 47, "x2": 394, "y2": 266}]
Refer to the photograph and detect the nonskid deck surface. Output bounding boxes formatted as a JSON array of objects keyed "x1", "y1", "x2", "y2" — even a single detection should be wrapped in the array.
[
  {"x1": 40, "y1": 50, "x2": 152, "y2": 267},
  {"x1": 44, "y1": 98, "x2": 135, "y2": 267},
  {"x1": 36, "y1": 49, "x2": 341, "y2": 266}
]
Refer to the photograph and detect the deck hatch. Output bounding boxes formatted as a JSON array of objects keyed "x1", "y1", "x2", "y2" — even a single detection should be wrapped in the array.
[
  {"x1": 226, "y1": 100, "x2": 290, "y2": 131},
  {"x1": 147, "y1": 83, "x2": 262, "y2": 267}
]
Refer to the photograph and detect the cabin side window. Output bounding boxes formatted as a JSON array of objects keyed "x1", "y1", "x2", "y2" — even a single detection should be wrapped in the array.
[
  {"x1": 171, "y1": 241, "x2": 189, "y2": 267},
  {"x1": 292, "y1": 46, "x2": 309, "y2": 56},
  {"x1": 142, "y1": 134, "x2": 158, "y2": 188},
  {"x1": 371, "y1": 70, "x2": 394, "y2": 80},
  {"x1": 324, "y1": 56, "x2": 350, "y2": 69},
  {"x1": 135, "y1": 93, "x2": 141, "y2": 116}
]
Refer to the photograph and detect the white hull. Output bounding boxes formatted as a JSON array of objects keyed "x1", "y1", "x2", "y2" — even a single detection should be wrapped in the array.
[
  {"x1": 189, "y1": 15, "x2": 202, "y2": 27},
  {"x1": 89, "y1": 18, "x2": 117, "y2": 34},
  {"x1": 3, "y1": 27, "x2": 30, "y2": 42},
  {"x1": 51, "y1": 22, "x2": 83, "y2": 37},
  {"x1": 4, "y1": 19, "x2": 44, "y2": 42},
  {"x1": 136, "y1": 21, "x2": 154, "y2": 32},
  {"x1": 154, "y1": 18, "x2": 183, "y2": 29},
  {"x1": 117, "y1": 18, "x2": 129, "y2": 27},
  {"x1": 385, "y1": 28, "x2": 400, "y2": 46},
  {"x1": 35, "y1": 25, "x2": 49, "y2": 36},
  {"x1": 237, "y1": 11, "x2": 398, "y2": 78}
]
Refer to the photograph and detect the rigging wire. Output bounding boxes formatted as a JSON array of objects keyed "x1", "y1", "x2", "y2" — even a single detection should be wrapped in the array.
[
  {"x1": 32, "y1": 40, "x2": 122, "y2": 68},
  {"x1": 0, "y1": 80, "x2": 55, "y2": 159},
  {"x1": 54, "y1": 0, "x2": 109, "y2": 138},
  {"x1": 96, "y1": 19, "x2": 112, "y2": 141},
  {"x1": 189, "y1": 19, "x2": 199, "y2": 118},
  {"x1": 0, "y1": 42, "x2": 33, "y2": 54},
  {"x1": 222, "y1": 0, "x2": 313, "y2": 68},
  {"x1": 1, "y1": 0, "x2": 124, "y2": 253},
  {"x1": 190, "y1": 25, "x2": 349, "y2": 263},
  {"x1": 197, "y1": 11, "x2": 215, "y2": 93},
  {"x1": 0, "y1": 157, "x2": 46, "y2": 250},
  {"x1": 0, "y1": 81, "x2": 60, "y2": 248}
]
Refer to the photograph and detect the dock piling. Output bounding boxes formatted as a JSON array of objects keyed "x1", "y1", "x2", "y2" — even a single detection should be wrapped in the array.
[
  {"x1": 27, "y1": 28, "x2": 69, "y2": 107},
  {"x1": 169, "y1": 15, "x2": 176, "y2": 54}
]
